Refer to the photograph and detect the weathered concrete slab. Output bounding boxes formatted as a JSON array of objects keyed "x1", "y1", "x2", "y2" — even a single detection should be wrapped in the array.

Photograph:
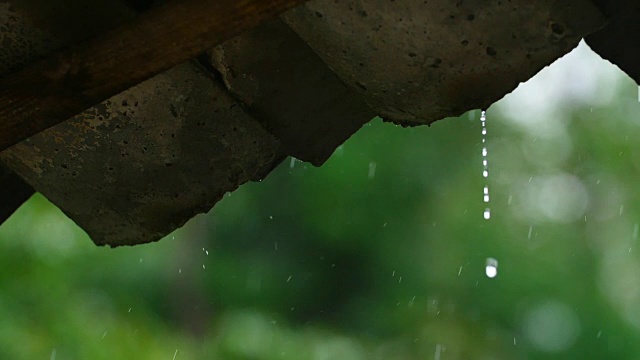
[
  {"x1": 1, "y1": 62, "x2": 283, "y2": 246},
  {"x1": 282, "y1": 0, "x2": 606, "y2": 125},
  {"x1": 210, "y1": 19, "x2": 375, "y2": 165}
]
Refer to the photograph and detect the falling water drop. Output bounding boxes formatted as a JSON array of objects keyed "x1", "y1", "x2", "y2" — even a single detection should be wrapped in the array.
[
  {"x1": 483, "y1": 208, "x2": 491, "y2": 219},
  {"x1": 434, "y1": 344, "x2": 442, "y2": 360},
  {"x1": 485, "y1": 257, "x2": 498, "y2": 278},
  {"x1": 368, "y1": 161, "x2": 377, "y2": 179}
]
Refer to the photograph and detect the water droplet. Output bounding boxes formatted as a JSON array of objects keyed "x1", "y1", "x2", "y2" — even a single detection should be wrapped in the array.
[
  {"x1": 286, "y1": 275, "x2": 292, "y2": 282},
  {"x1": 434, "y1": 344, "x2": 442, "y2": 360},
  {"x1": 289, "y1": 157, "x2": 296, "y2": 168},
  {"x1": 528, "y1": 225, "x2": 533, "y2": 239},
  {"x1": 482, "y1": 147, "x2": 488, "y2": 157},
  {"x1": 484, "y1": 208, "x2": 491, "y2": 219},
  {"x1": 482, "y1": 170, "x2": 489, "y2": 178},
  {"x1": 483, "y1": 194, "x2": 490, "y2": 202},
  {"x1": 485, "y1": 258, "x2": 498, "y2": 278},
  {"x1": 368, "y1": 161, "x2": 377, "y2": 179}
]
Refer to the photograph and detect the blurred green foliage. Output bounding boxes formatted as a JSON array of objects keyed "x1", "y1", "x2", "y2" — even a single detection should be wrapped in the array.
[{"x1": 1, "y1": 44, "x2": 640, "y2": 359}]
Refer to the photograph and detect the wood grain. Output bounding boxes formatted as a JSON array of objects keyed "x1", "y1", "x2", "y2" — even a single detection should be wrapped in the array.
[{"x1": 0, "y1": 0, "x2": 308, "y2": 152}]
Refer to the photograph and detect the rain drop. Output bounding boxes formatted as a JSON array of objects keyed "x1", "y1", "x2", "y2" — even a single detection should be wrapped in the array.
[
  {"x1": 485, "y1": 257, "x2": 498, "y2": 278},
  {"x1": 368, "y1": 161, "x2": 377, "y2": 179},
  {"x1": 434, "y1": 344, "x2": 442, "y2": 360}
]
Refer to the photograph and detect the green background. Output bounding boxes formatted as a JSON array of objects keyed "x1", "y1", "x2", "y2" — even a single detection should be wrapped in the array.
[{"x1": 1, "y1": 43, "x2": 639, "y2": 359}]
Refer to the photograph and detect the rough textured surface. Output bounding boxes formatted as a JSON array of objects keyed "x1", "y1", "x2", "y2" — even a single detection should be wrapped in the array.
[
  {"x1": 210, "y1": 19, "x2": 375, "y2": 165},
  {"x1": 1, "y1": 62, "x2": 283, "y2": 246},
  {"x1": 0, "y1": 0, "x2": 135, "y2": 224},
  {"x1": 282, "y1": 0, "x2": 606, "y2": 125}
]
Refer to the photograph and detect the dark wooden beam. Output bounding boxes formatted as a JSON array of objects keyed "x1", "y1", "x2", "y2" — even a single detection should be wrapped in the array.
[{"x1": 0, "y1": 0, "x2": 308, "y2": 152}]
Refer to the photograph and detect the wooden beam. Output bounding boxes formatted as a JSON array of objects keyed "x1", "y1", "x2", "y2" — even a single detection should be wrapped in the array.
[{"x1": 0, "y1": 0, "x2": 308, "y2": 152}]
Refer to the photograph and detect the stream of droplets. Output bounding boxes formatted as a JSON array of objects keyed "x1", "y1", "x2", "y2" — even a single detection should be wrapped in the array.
[
  {"x1": 481, "y1": 110, "x2": 490, "y2": 220},
  {"x1": 480, "y1": 110, "x2": 498, "y2": 278}
]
